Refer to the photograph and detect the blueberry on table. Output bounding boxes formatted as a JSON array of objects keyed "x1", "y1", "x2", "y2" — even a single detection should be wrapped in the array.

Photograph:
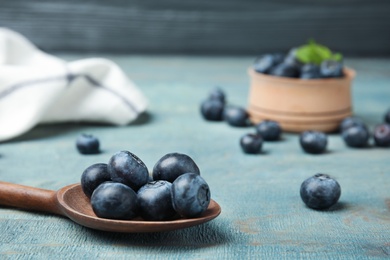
[
  {"x1": 342, "y1": 125, "x2": 370, "y2": 148},
  {"x1": 137, "y1": 180, "x2": 176, "y2": 221},
  {"x1": 339, "y1": 116, "x2": 367, "y2": 133},
  {"x1": 253, "y1": 54, "x2": 284, "y2": 74},
  {"x1": 223, "y1": 105, "x2": 250, "y2": 127},
  {"x1": 269, "y1": 63, "x2": 300, "y2": 78},
  {"x1": 81, "y1": 163, "x2": 111, "y2": 198},
  {"x1": 153, "y1": 153, "x2": 200, "y2": 182},
  {"x1": 171, "y1": 173, "x2": 210, "y2": 218},
  {"x1": 299, "y1": 131, "x2": 328, "y2": 154},
  {"x1": 200, "y1": 99, "x2": 224, "y2": 121},
  {"x1": 300, "y1": 174, "x2": 341, "y2": 210},
  {"x1": 255, "y1": 120, "x2": 282, "y2": 141},
  {"x1": 320, "y1": 60, "x2": 344, "y2": 78},
  {"x1": 91, "y1": 182, "x2": 138, "y2": 220},
  {"x1": 240, "y1": 133, "x2": 263, "y2": 154},
  {"x1": 373, "y1": 123, "x2": 390, "y2": 147},
  {"x1": 76, "y1": 134, "x2": 100, "y2": 154},
  {"x1": 108, "y1": 151, "x2": 149, "y2": 191},
  {"x1": 208, "y1": 87, "x2": 226, "y2": 104},
  {"x1": 384, "y1": 109, "x2": 390, "y2": 124},
  {"x1": 300, "y1": 64, "x2": 322, "y2": 79}
]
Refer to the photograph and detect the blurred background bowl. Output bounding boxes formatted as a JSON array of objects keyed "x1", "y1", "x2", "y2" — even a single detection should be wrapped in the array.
[{"x1": 247, "y1": 68, "x2": 356, "y2": 133}]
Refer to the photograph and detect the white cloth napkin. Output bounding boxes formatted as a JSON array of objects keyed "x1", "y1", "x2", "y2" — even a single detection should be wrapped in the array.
[{"x1": 0, "y1": 28, "x2": 148, "y2": 142}]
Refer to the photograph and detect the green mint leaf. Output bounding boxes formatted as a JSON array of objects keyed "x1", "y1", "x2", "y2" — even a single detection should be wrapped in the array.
[
  {"x1": 331, "y1": 52, "x2": 343, "y2": 61},
  {"x1": 295, "y1": 40, "x2": 341, "y2": 65}
]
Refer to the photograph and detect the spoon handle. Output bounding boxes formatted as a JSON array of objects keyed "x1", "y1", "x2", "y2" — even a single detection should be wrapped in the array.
[{"x1": 0, "y1": 181, "x2": 62, "y2": 215}]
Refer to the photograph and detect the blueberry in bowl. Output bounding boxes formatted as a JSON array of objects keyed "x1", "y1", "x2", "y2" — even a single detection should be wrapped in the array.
[
  {"x1": 269, "y1": 62, "x2": 300, "y2": 78},
  {"x1": 240, "y1": 133, "x2": 263, "y2": 154},
  {"x1": 253, "y1": 54, "x2": 284, "y2": 74},
  {"x1": 283, "y1": 48, "x2": 304, "y2": 68},
  {"x1": 320, "y1": 60, "x2": 344, "y2": 78},
  {"x1": 255, "y1": 120, "x2": 282, "y2": 141},
  {"x1": 76, "y1": 134, "x2": 100, "y2": 154},
  {"x1": 373, "y1": 123, "x2": 390, "y2": 147},
  {"x1": 300, "y1": 173, "x2": 341, "y2": 210},
  {"x1": 299, "y1": 131, "x2": 327, "y2": 154},
  {"x1": 254, "y1": 40, "x2": 344, "y2": 80},
  {"x1": 300, "y1": 64, "x2": 322, "y2": 79}
]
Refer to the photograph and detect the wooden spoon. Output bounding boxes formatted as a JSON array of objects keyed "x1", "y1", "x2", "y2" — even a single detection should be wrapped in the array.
[{"x1": 0, "y1": 181, "x2": 221, "y2": 232}]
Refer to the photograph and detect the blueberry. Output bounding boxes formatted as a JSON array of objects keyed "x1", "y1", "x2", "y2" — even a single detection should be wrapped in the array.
[
  {"x1": 137, "y1": 180, "x2": 176, "y2": 221},
  {"x1": 81, "y1": 163, "x2": 111, "y2": 198},
  {"x1": 299, "y1": 131, "x2": 327, "y2": 154},
  {"x1": 223, "y1": 105, "x2": 250, "y2": 127},
  {"x1": 320, "y1": 60, "x2": 344, "y2": 78},
  {"x1": 76, "y1": 134, "x2": 100, "y2": 154},
  {"x1": 253, "y1": 54, "x2": 284, "y2": 74},
  {"x1": 200, "y1": 99, "x2": 224, "y2": 121},
  {"x1": 339, "y1": 116, "x2": 367, "y2": 133},
  {"x1": 240, "y1": 133, "x2": 263, "y2": 154},
  {"x1": 91, "y1": 182, "x2": 138, "y2": 220},
  {"x1": 171, "y1": 173, "x2": 210, "y2": 218},
  {"x1": 300, "y1": 174, "x2": 341, "y2": 210},
  {"x1": 300, "y1": 64, "x2": 322, "y2": 79},
  {"x1": 108, "y1": 151, "x2": 149, "y2": 191},
  {"x1": 269, "y1": 63, "x2": 300, "y2": 78},
  {"x1": 255, "y1": 120, "x2": 282, "y2": 141},
  {"x1": 384, "y1": 109, "x2": 390, "y2": 124},
  {"x1": 373, "y1": 123, "x2": 390, "y2": 147},
  {"x1": 342, "y1": 126, "x2": 370, "y2": 148},
  {"x1": 283, "y1": 48, "x2": 303, "y2": 68},
  {"x1": 153, "y1": 153, "x2": 200, "y2": 182},
  {"x1": 208, "y1": 87, "x2": 226, "y2": 104}
]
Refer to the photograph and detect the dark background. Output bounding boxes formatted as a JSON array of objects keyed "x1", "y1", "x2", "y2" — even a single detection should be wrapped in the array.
[{"x1": 1, "y1": 0, "x2": 390, "y2": 56}]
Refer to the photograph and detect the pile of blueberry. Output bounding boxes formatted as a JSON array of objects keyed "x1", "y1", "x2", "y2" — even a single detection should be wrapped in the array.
[
  {"x1": 81, "y1": 151, "x2": 211, "y2": 221},
  {"x1": 200, "y1": 88, "x2": 329, "y2": 154},
  {"x1": 201, "y1": 87, "x2": 390, "y2": 153},
  {"x1": 253, "y1": 41, "x2": 344, "y2": 79}
]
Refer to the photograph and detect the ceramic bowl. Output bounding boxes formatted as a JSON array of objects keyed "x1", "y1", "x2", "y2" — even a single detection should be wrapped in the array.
[{"x1": 247, "y1": 68, "x2": 356, "y2": 133}]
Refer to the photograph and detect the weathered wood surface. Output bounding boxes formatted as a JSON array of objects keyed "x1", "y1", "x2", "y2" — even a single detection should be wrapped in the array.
[
  {"x1": 0, "y1": 55, "x2": 390, "y2": 258},
  {"x1": 1, "y1": 1, "x2": 390, "y2": 55}
]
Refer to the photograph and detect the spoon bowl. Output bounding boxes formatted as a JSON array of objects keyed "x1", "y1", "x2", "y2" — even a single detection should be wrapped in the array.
[{"x1": 0, "y1": 181, "x2": 221, "y2": 233}]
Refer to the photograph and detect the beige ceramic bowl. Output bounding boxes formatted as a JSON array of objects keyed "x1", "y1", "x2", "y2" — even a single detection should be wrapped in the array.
[{"x1": 247, "y1": 68, "x2": 356, "y2": 133}]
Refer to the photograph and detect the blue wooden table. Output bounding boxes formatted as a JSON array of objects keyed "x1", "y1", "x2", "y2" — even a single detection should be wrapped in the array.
[{"x1": 1, "y1": 55, "x2": 389, "y2": 259}]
